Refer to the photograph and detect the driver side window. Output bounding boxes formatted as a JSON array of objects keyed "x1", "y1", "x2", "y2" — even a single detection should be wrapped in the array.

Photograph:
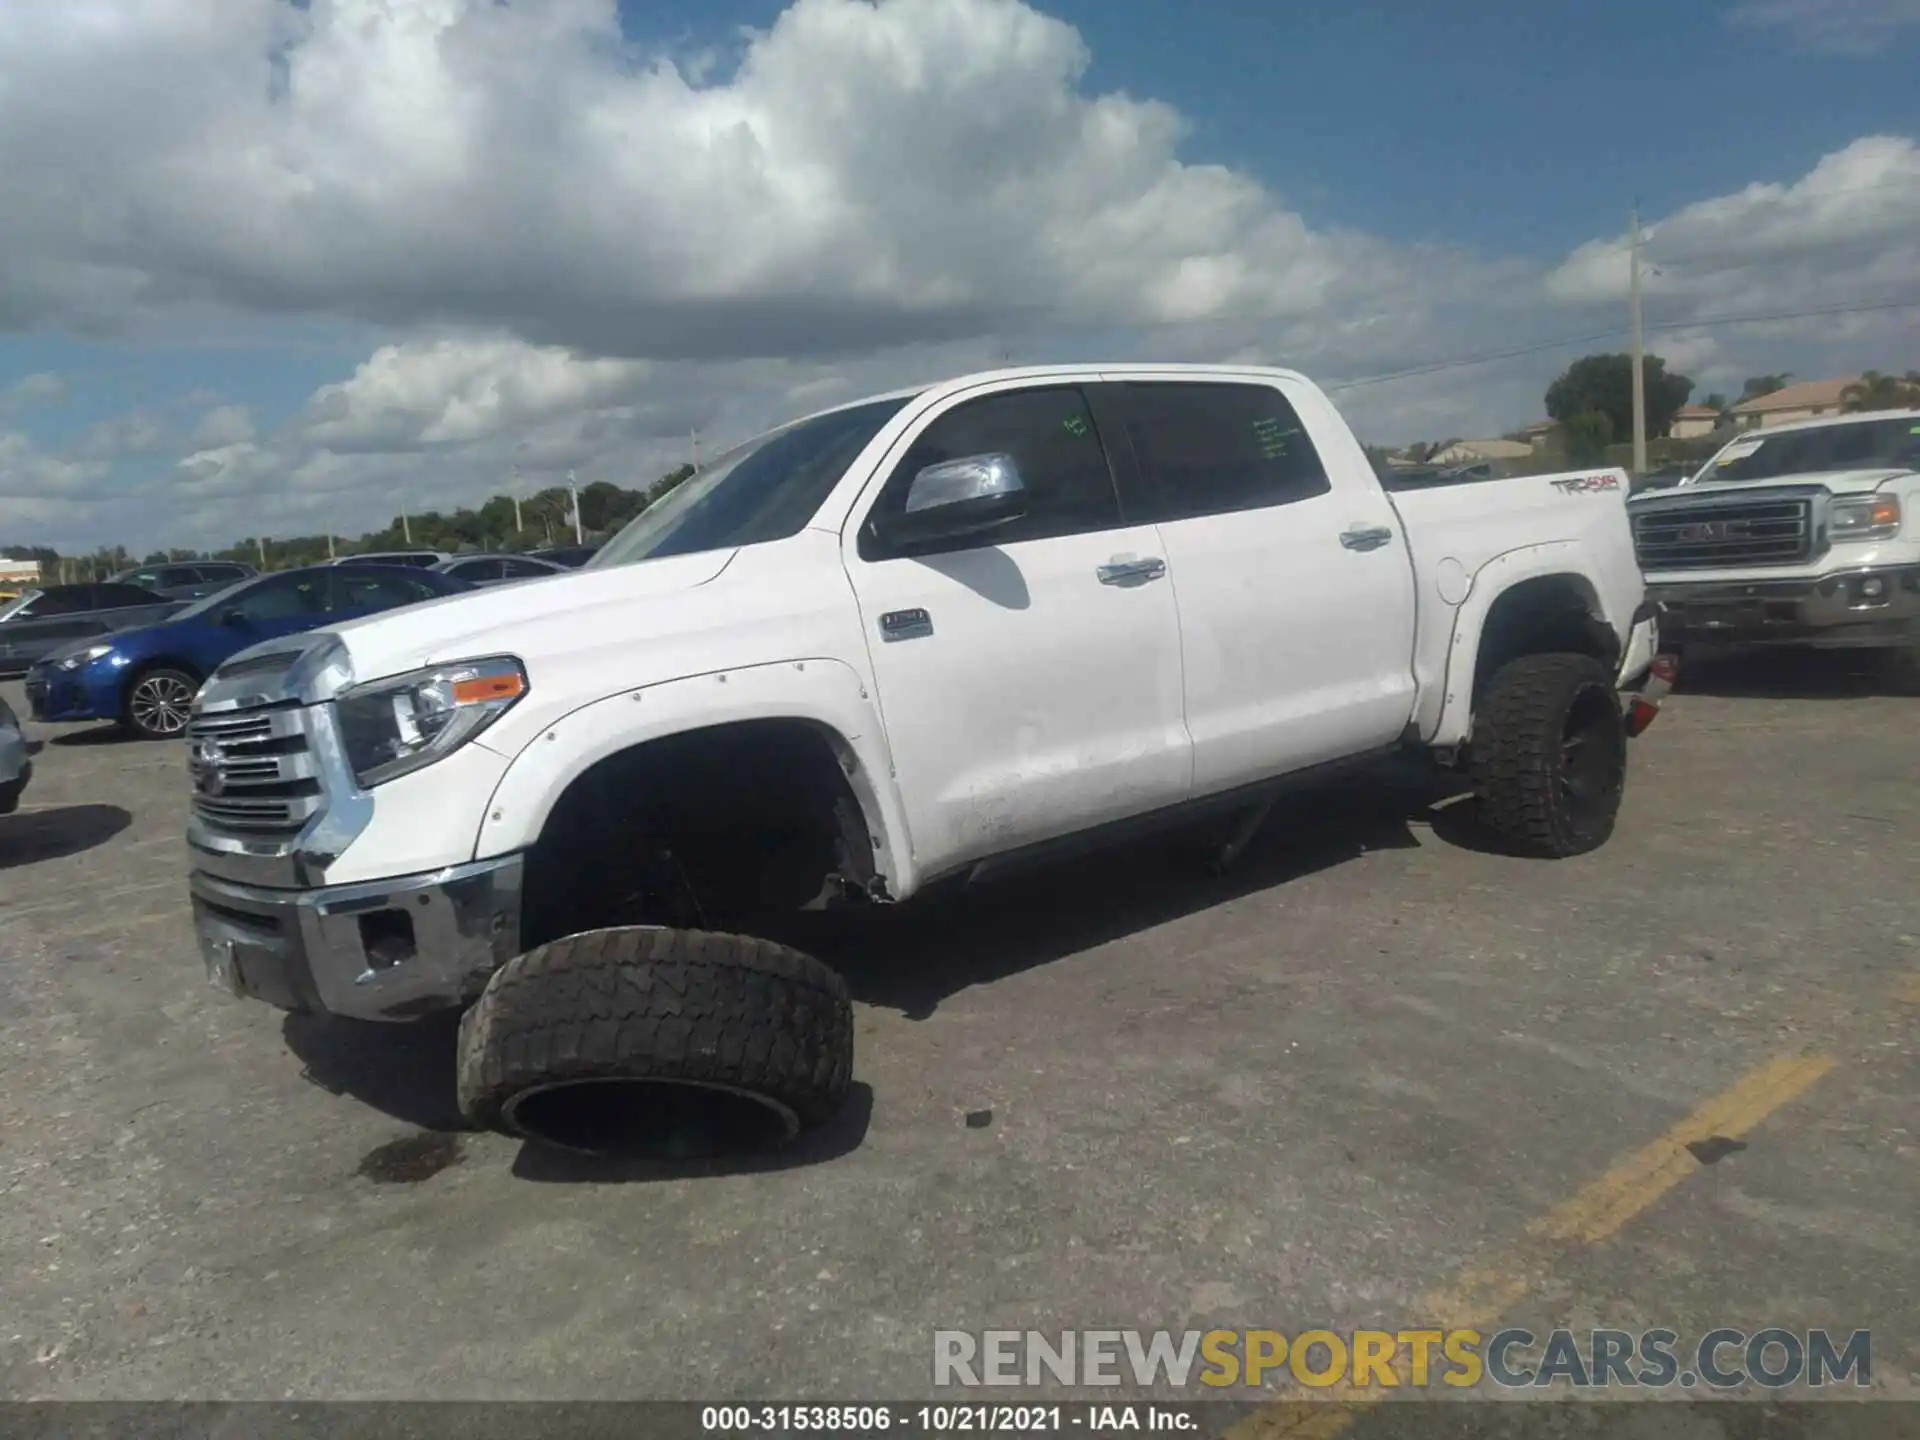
[{"x1": 859, "y1": 386, "x2": 1121, "y2": 560}]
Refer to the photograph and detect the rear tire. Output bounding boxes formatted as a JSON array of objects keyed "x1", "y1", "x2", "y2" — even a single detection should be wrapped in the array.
[
  {"x1": 1471, "y1": 652, "x2": 1627, "y2": 858},
  {"x1": 456, "y1": 927, "x2": 853, "y2": 1157},
  {"x1": 123, "y1": 666, "x2": 199, "y2": 739}
]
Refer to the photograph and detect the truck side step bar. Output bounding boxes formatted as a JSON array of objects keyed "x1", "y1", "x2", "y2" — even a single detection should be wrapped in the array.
[{"x1": 959, "y1": 747, "x2": 1399, "y2": 889}]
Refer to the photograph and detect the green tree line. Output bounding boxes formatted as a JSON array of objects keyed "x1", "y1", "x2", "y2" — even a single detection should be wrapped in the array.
[{"x1": 4, "y1": 465, "x2": 695, "y2": 582}]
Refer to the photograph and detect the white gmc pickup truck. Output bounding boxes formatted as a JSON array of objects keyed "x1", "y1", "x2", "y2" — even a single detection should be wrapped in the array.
[
  {"x1": 1628, "y1": 408, "x2": 1920, "y2": 690},
  {"x1": 183, "y1": 364, "x2": 1670, "y2": 1151}
]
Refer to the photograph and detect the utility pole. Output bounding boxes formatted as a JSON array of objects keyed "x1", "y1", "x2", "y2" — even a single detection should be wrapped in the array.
[
  {"x1": 567, "y1": 471, "x2": 584, "y2": 544},
  {"x1": 691, "y1": 429, "x2": 699, "y2": 471},
  {"x1": 401, "y1": 504, "x2": 412, "y2": 545},
  {"x1": 326, "y1": 532, "x2": 336, "y2": 561},
  {"x1": 511, "y1": 464, "x2": 523, "y2": 535},
  {"x1": 1629, "y1": 204, "x2": 1647, "y2": 477},
  {"x1": 256, "y1": 536, "x2": 268, "y2": 569}
]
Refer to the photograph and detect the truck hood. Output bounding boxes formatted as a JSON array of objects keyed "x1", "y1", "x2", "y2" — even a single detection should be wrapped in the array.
[
  {"x1": 1669, "y1": 467, "x2": 1913, "y2": 500},
  {"x1": 327, "y1": 548, "x2": 738, "y2": 684}
]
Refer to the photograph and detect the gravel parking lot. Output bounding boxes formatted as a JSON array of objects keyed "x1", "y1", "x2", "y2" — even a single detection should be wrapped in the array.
[{"x1": 1, "y1": 653, "x2": 1915, "y2": 1413}]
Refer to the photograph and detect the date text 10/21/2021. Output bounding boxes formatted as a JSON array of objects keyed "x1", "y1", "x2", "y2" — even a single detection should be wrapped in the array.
[{"x1": 702, "y1": 1405, "x2": 1195, "y2": 1433}]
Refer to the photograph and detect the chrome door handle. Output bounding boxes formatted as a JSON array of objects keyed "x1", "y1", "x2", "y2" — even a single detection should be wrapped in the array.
[
  {"x1": 1097, "y1": 557, "x2": 1167, "y2": 585},
  {"x1": 1340, "y1": 525, "x2": 1395, "y2": 552}
]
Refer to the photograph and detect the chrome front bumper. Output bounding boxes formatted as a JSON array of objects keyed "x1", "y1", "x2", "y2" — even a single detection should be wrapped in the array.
[
  {"x1": 190, "y1": 855, "x2": 525, "y2": 1023},
  {"x1": 1648, "y1": 564, "x2": 1920, "y2": 647}
]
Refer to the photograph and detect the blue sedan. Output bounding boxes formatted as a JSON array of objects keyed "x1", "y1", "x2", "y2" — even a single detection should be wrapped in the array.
[{"x1": 25, "y1": 564, "x2": 473, "y2": 740}]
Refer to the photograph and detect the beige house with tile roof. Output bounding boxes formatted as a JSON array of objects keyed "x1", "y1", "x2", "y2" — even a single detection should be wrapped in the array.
[
  {"x1": 1670, "y1": 403, "x2": 1723, "y2": 440},
  {"x1": 1730, "y1": 376, "x2": 1859, "y2": 430}
]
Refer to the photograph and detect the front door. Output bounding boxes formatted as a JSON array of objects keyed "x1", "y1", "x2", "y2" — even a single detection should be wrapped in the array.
[{"x1": 847, "y1": 381, "x2": 1191, "y2": 881}]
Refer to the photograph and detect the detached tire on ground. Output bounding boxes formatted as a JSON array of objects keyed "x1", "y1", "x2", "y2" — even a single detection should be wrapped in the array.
[
  {"x1": 1471, "y1": 652, "x2": 1627, "y2": 859},
  {"x1": 457, "y1": 927, "x2": 853, "y2": 1157}
]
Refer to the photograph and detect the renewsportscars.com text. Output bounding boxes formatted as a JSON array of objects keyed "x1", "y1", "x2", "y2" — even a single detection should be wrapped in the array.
[{"x1": 933, "y1": 1328, "x2": 1872, "y2": 1391}]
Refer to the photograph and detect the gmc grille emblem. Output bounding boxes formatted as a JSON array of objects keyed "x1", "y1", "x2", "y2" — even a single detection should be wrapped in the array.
[{"x1": 1677, "y1": 520, "x2": 1751, "y2": 542}]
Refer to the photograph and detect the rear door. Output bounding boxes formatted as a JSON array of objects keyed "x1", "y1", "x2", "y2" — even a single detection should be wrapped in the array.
[
  {"x1": 1107, "y1": 376, "x2": 1417, "y2": 797},
  {"x1": 845, "y1": 380, "x2": 1191, "y2": 879}
]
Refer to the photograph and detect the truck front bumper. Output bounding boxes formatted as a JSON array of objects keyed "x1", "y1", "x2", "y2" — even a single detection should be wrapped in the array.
[
  {"x1": 1649, "y1": 564, "x2": 1920, "y2": 648},
  {"x1": 189, "y1": 855, "x2": 525, "y2": 1023}
]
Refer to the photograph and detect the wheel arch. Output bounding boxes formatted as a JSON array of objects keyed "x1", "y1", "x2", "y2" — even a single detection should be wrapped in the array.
[
  {"x1": 1429, "y1": 546, "x2": 1623, "y2": 748},
  {"x1": 473, "y1": 658, "x2": 914, "y2": 897}
]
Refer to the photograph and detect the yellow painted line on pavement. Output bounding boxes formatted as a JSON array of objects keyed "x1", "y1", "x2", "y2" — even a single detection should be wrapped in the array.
[
  {"x1": 1893, "y1": 973, "x2": 1920, "y2": 1006},
  {"x1": 1226, "y1": 1049, "x2": 1837, "y2": 1440},
  {"x1": 1526, "y1": 1051, "x2": 1835, "y2": 1245}
]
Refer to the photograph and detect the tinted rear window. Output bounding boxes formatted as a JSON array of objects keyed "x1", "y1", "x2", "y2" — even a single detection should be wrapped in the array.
[{"x1": 1121, "y1": 382, "x2": 1333, "y2": 521}]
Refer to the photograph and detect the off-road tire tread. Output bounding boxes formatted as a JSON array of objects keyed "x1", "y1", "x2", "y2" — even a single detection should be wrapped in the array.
[
  {"x1": 456, "y1": 926, "x2": 852, "y2": 1136},
  {"x1": 1471, "y1": 652, "x2": 1625, "y2": 859}
]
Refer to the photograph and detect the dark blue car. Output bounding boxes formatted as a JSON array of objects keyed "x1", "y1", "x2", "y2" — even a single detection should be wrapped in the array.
[{"x1": 24, "y1": 564, "x2": 473, "y2": 739}]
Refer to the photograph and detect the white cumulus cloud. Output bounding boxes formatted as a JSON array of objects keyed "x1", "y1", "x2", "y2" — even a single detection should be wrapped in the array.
[
  {"x1": 0, "y1": 0, "x2": 1439, "y2": 359},
  {"x1": 0, "y1": 0, "x2": 1915, "y2": 548},
  {"x1": 1727, "y1": 0, "x2": 1920, "y2": 53}
]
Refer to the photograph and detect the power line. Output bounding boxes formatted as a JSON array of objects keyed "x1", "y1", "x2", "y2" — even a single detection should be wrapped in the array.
[{"x1": 1324, "y1": 295, "x2": 1920, "y2": 394}]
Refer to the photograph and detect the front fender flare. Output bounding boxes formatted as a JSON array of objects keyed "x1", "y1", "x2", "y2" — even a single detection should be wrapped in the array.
[{"x1": 469, "y1": 658, "x2": 918, "y2": 897}]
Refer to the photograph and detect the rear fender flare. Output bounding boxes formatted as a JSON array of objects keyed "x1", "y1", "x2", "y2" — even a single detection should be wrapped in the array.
[{"x1": 1427, "y1": 543, "x2": 1612, "y2": 747}]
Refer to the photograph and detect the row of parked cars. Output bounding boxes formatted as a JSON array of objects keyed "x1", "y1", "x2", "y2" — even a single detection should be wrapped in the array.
[{"x1": 0, "y1": 544, "x2": 598, "y2": 741}]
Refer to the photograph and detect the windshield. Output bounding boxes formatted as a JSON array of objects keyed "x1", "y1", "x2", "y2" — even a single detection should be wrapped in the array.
[
  {"x1": 592, "y1": 396, "x2": 915, "y2": 568},
  {"x1": 0, "y1": 589, "x2": 45, "y2": 623},
  {"x1": 1694, "y1": 416, "x2": 1920, "y2": 483}
]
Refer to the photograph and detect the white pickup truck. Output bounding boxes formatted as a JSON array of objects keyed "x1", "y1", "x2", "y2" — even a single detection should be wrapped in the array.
[
  {"x1": 183, "y1": 364, "x2": 1670, "y2": 1151},
  {"x1": 1627, "y1": 408, "x2": 1920, "y2": 690}
]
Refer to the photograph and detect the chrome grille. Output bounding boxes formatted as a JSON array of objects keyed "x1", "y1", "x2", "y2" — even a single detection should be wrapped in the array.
[
  {"x1": 1632, "y1": 493, "x2": 1814, "y2": 571},
  {"x1": 186, "y1": 703, "x2": 323, "y2": 839}
]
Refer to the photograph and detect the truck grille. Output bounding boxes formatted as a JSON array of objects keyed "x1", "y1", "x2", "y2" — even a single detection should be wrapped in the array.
[
  {"x1": 1632, "y1": 494, "x2": 1814, "y2": 571},
  {"x1": 186, "y1": 703, "x2": 323, "y2": 839}
]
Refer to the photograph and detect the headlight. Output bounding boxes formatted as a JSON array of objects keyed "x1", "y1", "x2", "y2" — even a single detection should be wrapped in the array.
[
  {"x1": 335, "y1": 656, "x2": 527, "y2": 788},
  {"x1": 57, "y1": 644, "x2": 116, "y2": 671},
  {"x1": 1830, "y1": 493, "x2": 1900, "y2": 541}
]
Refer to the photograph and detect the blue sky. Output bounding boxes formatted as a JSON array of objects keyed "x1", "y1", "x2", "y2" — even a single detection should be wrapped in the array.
[
  {"x1": 618, "y1": 0, "x2": 1920, "y2": 252},
  {"x1": 2, "y1": 0, "x2": 1917, "y2": 553}
]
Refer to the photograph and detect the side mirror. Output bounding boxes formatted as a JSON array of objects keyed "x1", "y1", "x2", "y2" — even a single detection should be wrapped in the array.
[{"x1": 875, "y1": 453, "x2": 1028, "y2": 550}]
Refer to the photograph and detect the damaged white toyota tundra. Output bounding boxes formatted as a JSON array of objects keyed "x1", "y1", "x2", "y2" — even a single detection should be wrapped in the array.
[{"x1": 184, "y1": 365, "x2": 1672, "y2": 1150}]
